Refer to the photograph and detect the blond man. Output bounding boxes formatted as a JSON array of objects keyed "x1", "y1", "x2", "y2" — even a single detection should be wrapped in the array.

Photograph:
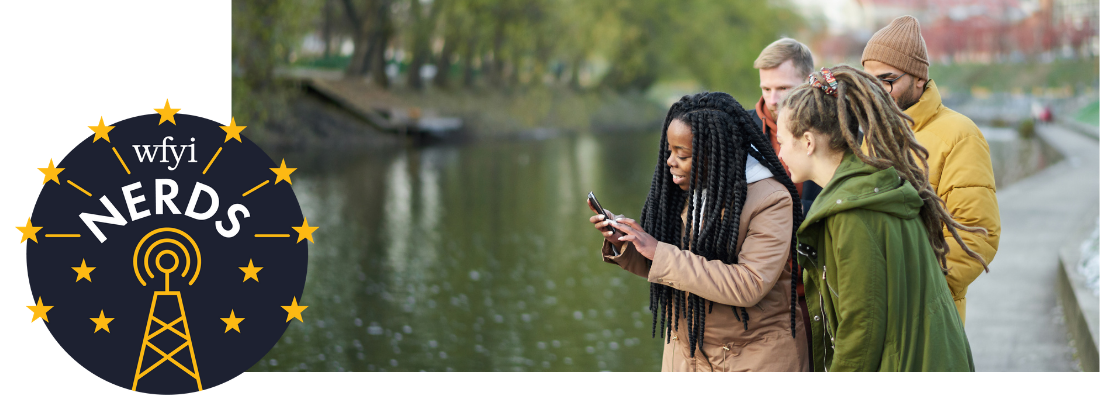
[{"x1": 751, "y1": 37, "x2": 821, "y2": 347}]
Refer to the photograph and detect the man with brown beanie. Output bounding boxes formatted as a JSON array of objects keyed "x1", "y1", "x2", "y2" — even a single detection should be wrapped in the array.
[
  {"x1": 752, "y1": 37, "x2": 820, "y2": 349},
  {"x1": 861, "y1": 15, "x2": 1001, "y2": 324}
]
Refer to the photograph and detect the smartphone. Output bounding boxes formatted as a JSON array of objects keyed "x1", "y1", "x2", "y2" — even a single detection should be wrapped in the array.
[{"x1": 587, "y1": 191, "x2": 618, "y2": 235}]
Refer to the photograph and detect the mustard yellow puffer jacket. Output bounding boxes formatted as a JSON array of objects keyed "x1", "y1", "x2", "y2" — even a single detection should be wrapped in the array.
[{"x1": 869, "y1": 80, "x2": 1001, "y2": 323}]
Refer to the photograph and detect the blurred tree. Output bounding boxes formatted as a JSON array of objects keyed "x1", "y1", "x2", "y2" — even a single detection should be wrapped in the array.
[
  {"x1": 406, "y1": 0, "x2": 443, "y2": 90},
  {"x1": 323, "y1": 0, "x2": 334, "y2": 58},
  {"x1": 342, "y1": 0, "x2": 369, "y2": 75},
  {"x1": 341, "y1": 0, "x2": 367, "y2": 74},
  {"x1": 237, "y1": 0, "x2": 807, "y2": 99},
  {"x1": 551, "y1": 0, "x2": 599, "y2": 90},
  {"x1": 457, "y1": 0, "x2": 489, "y2": 88},
  {"x1": 343, "y1": 0, "x2": 393, "y2": 87},
  {"x1": 433, "y1": 0, "x2": 458, "y2": 89},
  {"x1": 517, "y1": 0, "x2": 551, "y2": 88},
  {"x1": 232, "y1": 0, "x2": 322, "y2": 134},
  {"x1": 594, "y1": 0, "x2": 805, "y2": 96},
  {"x1": 595, "y1": 0, "x2": 667, "y2": 93},
  {"x1": 669, "y1": 0, "x2": 805, "y2": 100},
  {"x1": 484, "y1": 0, "x2": 511, "y2": 87}
]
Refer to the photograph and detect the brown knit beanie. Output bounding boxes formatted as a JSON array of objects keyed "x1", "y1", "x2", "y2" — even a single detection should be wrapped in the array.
[{"x1": 861, "y1": 15, "x2": 929, "y2": 81}]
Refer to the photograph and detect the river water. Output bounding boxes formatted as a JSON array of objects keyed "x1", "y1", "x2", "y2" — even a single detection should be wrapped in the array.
[{"x1": 248, "y1": 127, "x2": 1060, "y2": 372}]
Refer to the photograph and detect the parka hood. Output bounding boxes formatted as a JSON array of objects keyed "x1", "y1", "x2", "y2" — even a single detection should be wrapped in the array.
[{"x1": 798, "y1": 152, "x2": 924, "y2": 233}]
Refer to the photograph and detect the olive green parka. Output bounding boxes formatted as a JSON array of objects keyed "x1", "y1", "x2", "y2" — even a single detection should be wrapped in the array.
[{"x1": 796, "y1": 152, "x2": 974, "y2": 372}]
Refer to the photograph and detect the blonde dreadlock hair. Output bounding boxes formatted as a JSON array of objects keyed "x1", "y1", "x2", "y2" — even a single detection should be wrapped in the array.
[{"x1": 779, "y1": 65, "x2": 987, "y2": 274}]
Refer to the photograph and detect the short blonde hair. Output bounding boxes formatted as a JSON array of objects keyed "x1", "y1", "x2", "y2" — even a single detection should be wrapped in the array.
[{"x1": 753, "y1": 38, "x2": 814, "y2": 78}]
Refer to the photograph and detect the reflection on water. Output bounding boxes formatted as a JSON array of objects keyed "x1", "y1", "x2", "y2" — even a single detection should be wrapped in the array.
[
  {"x1": 249, "y1": 132, "x2": 666, "y2": 372},
  {"x1": 248, "y1": 127, "x2": 1058, "y2": 372}
]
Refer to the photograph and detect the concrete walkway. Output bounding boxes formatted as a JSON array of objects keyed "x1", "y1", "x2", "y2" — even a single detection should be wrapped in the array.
[{"x1": 966, "y1": 123, "x2": 1099, "y2": 371}]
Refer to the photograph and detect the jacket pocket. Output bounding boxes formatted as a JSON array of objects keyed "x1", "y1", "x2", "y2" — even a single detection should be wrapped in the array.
[
  {"x1": 675, "y1": 338, "x2": 733, "y2": 372},
  {"x1": 697, "y1": 340, "x2": 732, "y2": 372}
]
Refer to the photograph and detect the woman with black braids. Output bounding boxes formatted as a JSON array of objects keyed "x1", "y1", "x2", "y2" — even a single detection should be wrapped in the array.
[
  {"x1": 775, "y1": 65, "x2": 976, "y2": 371},
  {"x1": 587, "y1": 92, "x2": 809, "y2": 371}
]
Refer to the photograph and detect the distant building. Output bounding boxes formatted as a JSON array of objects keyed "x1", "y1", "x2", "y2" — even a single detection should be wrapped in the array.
[
  {"x1": 841, "y1": 0, "x2": 1097, "y2": 63},
  {"x1": 1052, "y1": 0, "x2": 1099, "y2": 58}
]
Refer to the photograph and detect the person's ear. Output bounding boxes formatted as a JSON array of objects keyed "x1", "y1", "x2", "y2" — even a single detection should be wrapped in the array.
[{"x1": 804, "y1": 131, "x2": 816, "y2": 156}]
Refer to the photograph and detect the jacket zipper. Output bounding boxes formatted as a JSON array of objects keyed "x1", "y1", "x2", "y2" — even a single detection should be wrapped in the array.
[
  {"x1": 797, "y1": 242, "x2": 835, "y2": 372},
  {"x1": 819, "y1": 265, "x2": 836, "y2": 370},
  {"x1": 823, "y1": 265, "x2": 840, "y2": 299}
]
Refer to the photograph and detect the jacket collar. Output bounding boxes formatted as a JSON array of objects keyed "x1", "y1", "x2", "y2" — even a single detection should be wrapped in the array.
[
  {"x1": 904, "y1": 79, "x2": 942, "y2": 132},
  {"x1": 754, "y1": 96, "x2": 777, "y2": 135}
]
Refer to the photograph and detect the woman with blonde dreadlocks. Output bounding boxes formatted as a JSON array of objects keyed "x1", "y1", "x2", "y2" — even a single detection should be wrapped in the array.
[
  {"x1": 775, "y1": 66, "x2": 981, "y2": 371},
  {"x1": 587, "y1": 92, "x2": 809, "y2": 371}
]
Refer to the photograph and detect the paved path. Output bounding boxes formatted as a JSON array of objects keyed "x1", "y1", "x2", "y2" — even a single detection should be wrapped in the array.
[{"x1": 966, "y1": 123, "x2": 1099, "y2": 371}]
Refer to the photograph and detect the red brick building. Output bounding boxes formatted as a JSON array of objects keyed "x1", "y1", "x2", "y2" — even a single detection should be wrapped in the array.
[{"x1": 848, "y1": 0, "x2": 1096, "y2": 63}]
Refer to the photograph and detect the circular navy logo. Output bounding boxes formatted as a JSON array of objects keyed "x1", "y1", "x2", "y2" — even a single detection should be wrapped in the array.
[{"x1": 20, "y1": 102, "x2": 314, "y2": 394}]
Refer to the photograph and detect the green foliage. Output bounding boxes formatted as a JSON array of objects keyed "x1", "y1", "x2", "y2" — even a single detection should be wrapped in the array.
[
  {"x1": 232, "y1": 0, "x2": 324, "y2": 138},
  {"x1": 1017, "y1": 118, "x2": 1035, "y2": 139},
  {"x1": 660, "y1": 0, "x2": 804, "y2": 98},
  {"x1": 237, "y1": 0, "x2": 808, "y2": 98},
  {"x1": 1074, "y1": 99, "x2": 1100, "y2": 127},
  {"x1": 585, "y1": 0, "x2": 807, "y2": 98},
  {"x1": 233, "y1": 0, "x2": 821, "y2": 143}
]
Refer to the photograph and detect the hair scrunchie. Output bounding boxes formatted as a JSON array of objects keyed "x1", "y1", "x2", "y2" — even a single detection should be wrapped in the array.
[{"x1": 808, "y1": 67, "x2": 839, "y2": 97}]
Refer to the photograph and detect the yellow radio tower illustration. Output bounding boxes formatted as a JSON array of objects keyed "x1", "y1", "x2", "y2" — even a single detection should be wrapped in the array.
[{"x1": 131, "y1": 228, "x2": 203, "y2": 391}]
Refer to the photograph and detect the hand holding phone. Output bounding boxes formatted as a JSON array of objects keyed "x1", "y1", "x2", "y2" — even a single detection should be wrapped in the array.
[{"x1": 587, "y1": 191, "x2": 618, "y2": 235}]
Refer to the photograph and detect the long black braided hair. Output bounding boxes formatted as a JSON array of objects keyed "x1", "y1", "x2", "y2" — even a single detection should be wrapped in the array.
[{"x1": 639, "y1": 92, "x2": 803, "y2": 358}]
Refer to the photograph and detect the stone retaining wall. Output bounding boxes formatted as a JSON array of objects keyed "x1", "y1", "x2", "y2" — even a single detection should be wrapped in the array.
[
  {"x1": 1059, "y1": 246, "x2": 1100, "y2": 372},
  {"x1": 1054, "y1": 122, "x2": 1100, "y2": 372}
]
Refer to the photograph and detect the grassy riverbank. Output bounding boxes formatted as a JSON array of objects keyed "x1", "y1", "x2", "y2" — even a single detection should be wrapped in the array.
[
  {"x1": 929, "y1": 58, "x2": 1098, "y2": 96},
  {"x1": 343, "y1": 84, "x2": 668, "y2": 137},
  {"x1": 1074, "y1": 100, "x2": 1100, "y2": 126}
]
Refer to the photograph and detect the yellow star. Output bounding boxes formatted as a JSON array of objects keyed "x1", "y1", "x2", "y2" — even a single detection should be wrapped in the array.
[
  {"x1": 221, "y1": 310, "x2": 245, "y2": 333},
  {"x1": 89, "y1": 116, "x2": 115, "y2": 143},
  {"x1": 270, "y1": 159, "x2": 297, "y2": 185},
  {"x1": 154, "y1": 99, "x2": 181, "y2": 125},
  {"x1": 73, "y1": 259, "x2": 96, "y2": 282},
  {"x1": 16, "y1": 219, "x2": 43, "y2": 244},
  {"x1": 90, "y1": 310, "x2": 114, "y2": 333},
  {"x1": 27, "y1": 297, "x2": 53, "y2": 323},
  {"x1": 292, "y1": 218, "x2": 319, "y2": 243},
  {"x1": 240, "y1": 259, "x2": 263, "y2": 282},
  {"x1": 38, "y1": 159, "x2": 64, "y2": 185},
  {"x1": 281, "y1": 297, "x2": 308, "y2": 323},
  {"x1": 221, "y1": 117, "x2": 246, "y2": 143}
]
